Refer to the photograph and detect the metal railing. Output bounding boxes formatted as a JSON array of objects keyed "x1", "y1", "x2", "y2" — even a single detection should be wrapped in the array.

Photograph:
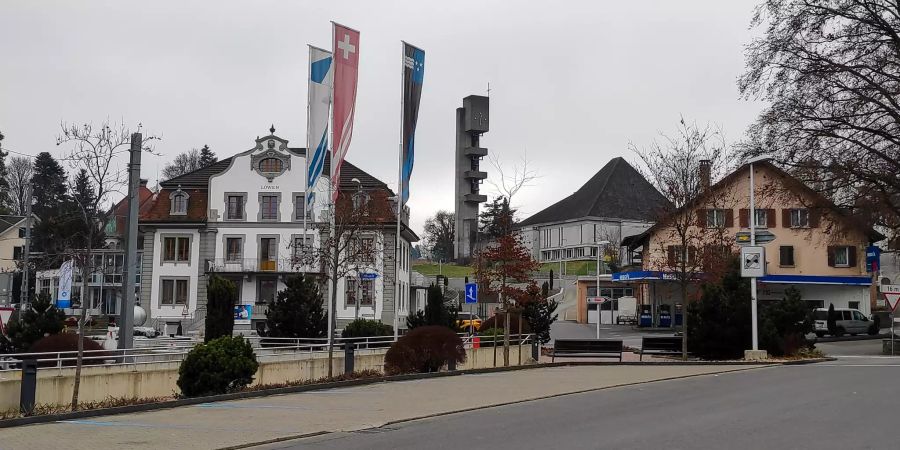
[
  {"x1": 206, "y1": 258, "x2": 317, "y2": 273},
  {"x1": 0, "y1": 332, "x2": 536, "y2": 372}
]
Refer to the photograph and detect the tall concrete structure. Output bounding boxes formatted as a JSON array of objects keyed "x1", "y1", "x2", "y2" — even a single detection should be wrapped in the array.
[{"x1": 454, "y1": 95, "x2": 489, "y2": 264}]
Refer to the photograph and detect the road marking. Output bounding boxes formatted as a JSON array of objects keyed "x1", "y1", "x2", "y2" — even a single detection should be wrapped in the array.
[{"x1": 820, "y1": 364, "x2": 900, "y2": 367}]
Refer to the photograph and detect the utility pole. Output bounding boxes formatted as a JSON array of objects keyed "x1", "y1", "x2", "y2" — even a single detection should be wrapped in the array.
[
  {"x1": 118, "y1": 133, "x2": 141, "y2": 350},
  {"x1": 20, "y1": 185, "x2": 32, "y2": 308}
]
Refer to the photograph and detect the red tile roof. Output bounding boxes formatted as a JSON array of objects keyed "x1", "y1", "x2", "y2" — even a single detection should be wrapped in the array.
[{"x1": 139, "y1": 188, "x2": 208, "y2": 223}]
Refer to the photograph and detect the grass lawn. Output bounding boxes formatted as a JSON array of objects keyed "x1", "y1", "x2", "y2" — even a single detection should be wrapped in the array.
[
  {"x1": 412, "y1": 262, "x2": 473, "y2": 278},
  {"x1": 538, "y1": 261, "x2": 603, "y2": 276}
]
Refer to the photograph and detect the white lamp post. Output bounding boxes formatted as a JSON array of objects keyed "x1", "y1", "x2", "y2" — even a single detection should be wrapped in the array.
[{"x1": 746, "y1": 155, "x2": 772, "y2": 352}]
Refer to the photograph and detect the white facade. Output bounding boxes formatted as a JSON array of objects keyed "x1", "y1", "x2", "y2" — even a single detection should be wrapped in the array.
[
  {"x1": 141, "y1": 133, "x2": 414, "y2": 333},
  {"x1": 524, "y1": 218, "x2": 653, "y2": 263}
]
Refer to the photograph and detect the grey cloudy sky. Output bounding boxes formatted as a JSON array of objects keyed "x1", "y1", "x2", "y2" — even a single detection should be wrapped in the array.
[{"x1": 0, "y1": 0, "x2": 765, "y2": 234}]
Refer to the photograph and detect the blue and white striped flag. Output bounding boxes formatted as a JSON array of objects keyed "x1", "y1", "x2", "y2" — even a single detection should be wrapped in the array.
[{"x1": 306, "y1": 45, "x2": 333, "y2": 210}]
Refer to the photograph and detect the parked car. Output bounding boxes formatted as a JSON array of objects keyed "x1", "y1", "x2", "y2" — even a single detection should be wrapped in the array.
[
  {"x1": 813, "y1": 308, "x2": 879, "y2": 337},
  {"x1": 456, "y1": 312, "x2": 483, "y2": 332}
]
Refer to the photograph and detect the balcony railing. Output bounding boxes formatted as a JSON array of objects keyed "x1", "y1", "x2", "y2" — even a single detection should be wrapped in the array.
[{"x1": 206, "y1": 258, "x2": 318, "y2": 274}]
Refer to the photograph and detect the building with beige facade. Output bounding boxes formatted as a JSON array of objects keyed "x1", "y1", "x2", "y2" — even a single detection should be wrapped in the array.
[{"x1": 614, "y1": 161, "x2": 882, "y2": 328}]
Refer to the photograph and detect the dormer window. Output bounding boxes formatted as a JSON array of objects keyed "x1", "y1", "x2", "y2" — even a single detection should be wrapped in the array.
[
  {"x1": 259, "y1": 158, "x2": 283, "y2": 174},
  {"x1": 169, "y1": 188, "x2": 189, "y2": 216}
]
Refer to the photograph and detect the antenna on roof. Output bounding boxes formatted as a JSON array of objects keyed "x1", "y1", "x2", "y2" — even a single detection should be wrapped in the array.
[{"x1": 270, "y1": 124, "x2": 276, "y2": 135}]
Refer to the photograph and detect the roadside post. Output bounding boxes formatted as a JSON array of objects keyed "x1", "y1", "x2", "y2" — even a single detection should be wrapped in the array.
[
  {"x1": 20, "y1": 359, "x2": 37, "y2": 416},
  {"x1": 587, "y1": 297, "x2": 609, "y2": 338},
  {"x1": 882, "y1": 285, "x2": 900, "y2": 356}
]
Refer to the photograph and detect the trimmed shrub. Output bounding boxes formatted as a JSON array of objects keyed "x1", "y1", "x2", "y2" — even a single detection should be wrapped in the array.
[
  {"x1": 28, "y1": 333, "x2": 109, "y2": 367},
  {"x1": 205, "y1": 275, "x2": 237, "y2": 342},
  {"x1": 177, "y1": 336, "x2": 258, "y2": 397},
  {"x1": 384, "y1": 326, "x2": 466, "y2": 375},
  {"x1": 408, "y1": 285, "x2": 458, "y2": 330},
  {"x1": 342, "y1": 319, "x2": 393, "y2": 338}
]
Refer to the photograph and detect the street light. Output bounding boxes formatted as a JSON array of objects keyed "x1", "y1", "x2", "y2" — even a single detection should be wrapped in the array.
[
  {"x1": 595, "y1": 240, "x2": 611, "y2": 339},
  {"x1": 747, "y1": 154, "x2": 772, "y2": 353}
]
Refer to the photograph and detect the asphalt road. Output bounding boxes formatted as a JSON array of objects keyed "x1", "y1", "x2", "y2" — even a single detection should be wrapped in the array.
[{"x1": 257, "y1": 357, "x2": 900, "y2": 450}]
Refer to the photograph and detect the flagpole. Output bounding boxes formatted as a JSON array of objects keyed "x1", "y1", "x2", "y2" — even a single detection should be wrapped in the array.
[
  {"x1": 304, "y1": 45, "x2": 313, "y2": 275},
  {"x1": 327, "y1": 25, "x2": 336, "y2": 377},
  {"x1": 393, "y1": 42, "x2": 406, "y2": 342}
]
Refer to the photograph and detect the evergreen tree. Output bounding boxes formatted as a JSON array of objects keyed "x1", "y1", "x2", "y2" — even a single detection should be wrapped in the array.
[
  {"x1": 30, "y1": 152, "x2": 68, "y2": 219},
  {"x1": 424, "y1": 285, "x2": 457, "y2": 329},
  {"x1": 686, "y1": 257, "x2": 752, "y2": 359},
  {"x1": 0, "y1": 147, "x2": 10, "y2": 214},
  {"x1": 198, "y1": 145, "x2": 217, "y2": 168},
  {"x1": 479, "y1": 196, "x2": 516, "y2": 240},
  {"x1": 265, "y1": 275, "x2": 328, "y2": 338},
  {"x1": 205, "y1": 275, "x2": 237, "y2": 342},
  {"x1": 71, "y1": 168, "x2": 96, "y2": 217},
  {"x1": 0, "y1": 293, "x2": 66, "y2": 353}
]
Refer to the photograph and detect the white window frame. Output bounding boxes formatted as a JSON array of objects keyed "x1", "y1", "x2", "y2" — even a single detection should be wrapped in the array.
[
  {"x1": 753, "y1": 209, "x2": 768, "y2": 228},
  {"x1": 790, "y1": 208, "x2": 809, "y2": 228},
  {"x1": 160, "y1": 278, "x2": 189, "y2": 306},
  {"x1": 706, "y1": 209, "x2": 725, "y2": 228},
  {"x1": 834, "y1": 246, "x2": 850, "y2": 267}
]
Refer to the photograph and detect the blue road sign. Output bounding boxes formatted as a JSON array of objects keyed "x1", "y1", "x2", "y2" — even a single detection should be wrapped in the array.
[
  {"x1": 359, "y1": 273, "x2": 378, "y2": 280},
  {"x1": 465, "y1": 283, "x2": 478, "y2": 304}
]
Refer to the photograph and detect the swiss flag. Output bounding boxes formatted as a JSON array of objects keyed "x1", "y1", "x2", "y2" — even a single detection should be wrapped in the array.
[{"x1": 331, "y1": 23, "x2": 360, "y2": 203}]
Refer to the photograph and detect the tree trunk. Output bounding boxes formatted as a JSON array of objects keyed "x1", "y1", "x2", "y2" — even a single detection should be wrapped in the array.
[
  {"x1": 327, "y1": 243, "x2": 339, "y2": 378},
  {"x1": 502, "y1": 275, "x2": 509, "y2": 367},
  {"x1": 71, "y1": 247, "x2": 90, "y2": 410}
]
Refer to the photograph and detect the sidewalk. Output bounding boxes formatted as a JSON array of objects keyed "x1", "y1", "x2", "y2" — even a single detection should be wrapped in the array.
[{"x1": 0, "y1": 364, "x2": 766, "y2": 450}]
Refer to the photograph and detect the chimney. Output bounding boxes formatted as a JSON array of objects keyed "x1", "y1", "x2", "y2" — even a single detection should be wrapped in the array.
[
  {"x1": 699, "y1": 159, "x2": 711, "y2": 191},
  {"x1": 139, "y1": 178, "x2": 148, "y2": 187}
]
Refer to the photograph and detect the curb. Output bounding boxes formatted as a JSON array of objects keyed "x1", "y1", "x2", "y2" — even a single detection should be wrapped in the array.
[
  {"x1": 0, "y1": 358, "x2": 827, "y2": 429},
  {"x1": 816, "y1": 333, "x2": 889, "y2": 343}
]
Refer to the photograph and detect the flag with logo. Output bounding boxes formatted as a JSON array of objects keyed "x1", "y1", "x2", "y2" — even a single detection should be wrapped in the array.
[
  {"x1": 331, "y1": 22, "x2": 360, "y2": 203},
  {"x1": 401, "y1": 42, "x2": 425, "y2": 205},
  {"x1": 57, "y1": 259, "x2": 74, "y2": 309},
  {"x1": 306, "y1": 45, "x2": 333, "y2": 211}
]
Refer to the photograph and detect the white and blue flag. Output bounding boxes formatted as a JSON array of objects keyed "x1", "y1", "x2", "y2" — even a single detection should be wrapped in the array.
[{"x1": 306, "y1": 45, "x2": 333, "y2": 212}]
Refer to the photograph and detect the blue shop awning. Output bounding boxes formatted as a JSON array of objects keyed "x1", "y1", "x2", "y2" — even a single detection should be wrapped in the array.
[{"x1": 759, "y1": 274, "x2": 871, "y2": 286}]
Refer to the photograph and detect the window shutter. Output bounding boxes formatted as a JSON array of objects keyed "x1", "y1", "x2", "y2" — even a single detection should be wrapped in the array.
[
  {"x1": 766, "y1": 209, "x2": 776, "y2": 228},
  {"x1": 739, "y1": 209, "x2": 749, "y2": 227},
  {"x1": 667, "y1": 246, "x2": 675, "y2": 267},
  {"x1": 848, "y1": 246, "x2": 857, "y2": 267},
  {"x1": 782, "y1": 209, "x2": 791, "y2": 228},
  {"x1": 827, "y1": 246, "x2": 835, "y2": 267},
  {"x1": 724, "y1": 209, "x2": 734, "y2": 228},
  {"x1": 696, "y1": 209, "x2": 706, "y2": 227},
  {"x1": 809, "y1": 209, "x2": 821, "y2": 228}
]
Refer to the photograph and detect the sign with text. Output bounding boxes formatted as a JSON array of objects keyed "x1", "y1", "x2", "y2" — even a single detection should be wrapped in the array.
[
  {"x1": 587, "y1": 297, "x2": 610, "y2": 304},
  {"x1": 882, "y1": 285, "x2": 900, "y2": 312},
  {"x1": 740, "y1": 246, "x2": 766, "y2": 278}
]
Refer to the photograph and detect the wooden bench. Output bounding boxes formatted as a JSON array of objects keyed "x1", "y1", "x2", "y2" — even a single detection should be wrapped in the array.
[
  {"x1": 639, "y1": 336, "x2": 683, "y2": 361},
  {"x1": 551, "y1": 339, "x2": 623, "y2": 362}
]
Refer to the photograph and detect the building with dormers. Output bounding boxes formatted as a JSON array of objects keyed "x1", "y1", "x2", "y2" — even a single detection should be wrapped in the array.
[{"x1": 138, "y1": 128, "x2": 417, "y2": 335}]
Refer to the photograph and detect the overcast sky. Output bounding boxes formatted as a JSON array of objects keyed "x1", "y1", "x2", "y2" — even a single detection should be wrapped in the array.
[{"x1": 0, "y1": 0, "x2": 765, "y2": 235}]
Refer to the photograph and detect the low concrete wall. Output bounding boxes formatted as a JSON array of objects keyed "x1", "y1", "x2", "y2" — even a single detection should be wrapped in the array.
[{"x1": 0, "y1": 346, "x2": 534, "y2": 411}]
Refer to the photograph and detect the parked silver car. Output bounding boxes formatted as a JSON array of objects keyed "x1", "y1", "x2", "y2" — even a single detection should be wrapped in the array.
[{"x1": 813, "y1": 308, "x2": 878, "y2": 337}]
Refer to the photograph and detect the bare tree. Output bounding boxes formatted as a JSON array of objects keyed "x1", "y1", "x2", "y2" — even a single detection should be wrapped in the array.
[
  {"x1": 295, "y1": 189, "x2": 392, "y2": 377},
  {"x1": 56, "y1": 120, "x2": 158, "y2": 410},
  {"x1": 630, "y1": 117, "x2": 734, "y2": 359},
  {"x1": 486, "y1": 153, "x2": 539, "y2": 207},
  {"x1": 739, "y1": 0, "x2": 900, "y2": 243},
  {"x1": 6, "y1": 156, "x2": 32, "y2": 216},
  {"x1": 161, "y1": 148, "x2": 202, "y2": 180},
  {"x1": 423, "y1": 210, "x2": 454, "y2": 262}
]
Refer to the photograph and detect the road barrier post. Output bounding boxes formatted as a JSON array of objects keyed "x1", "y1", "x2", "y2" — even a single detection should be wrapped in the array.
[{"x1": 20, "y1": 359, "x2": 37, "y2": 416}]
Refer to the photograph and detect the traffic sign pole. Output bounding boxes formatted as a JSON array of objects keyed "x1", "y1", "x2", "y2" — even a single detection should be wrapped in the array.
[{"x1": 882, "y1": 285, "x2": 900, "y2": 356}]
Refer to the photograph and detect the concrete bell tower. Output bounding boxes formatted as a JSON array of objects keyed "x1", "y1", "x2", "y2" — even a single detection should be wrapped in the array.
[{"x1": 454, "y1": 95, "x2": 489, "y2": 264}]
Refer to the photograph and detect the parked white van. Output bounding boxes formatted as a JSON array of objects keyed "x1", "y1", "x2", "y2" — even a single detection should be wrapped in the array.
[{"x1": 812, "y1": 308, "x2": 879, "y2": 337}]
